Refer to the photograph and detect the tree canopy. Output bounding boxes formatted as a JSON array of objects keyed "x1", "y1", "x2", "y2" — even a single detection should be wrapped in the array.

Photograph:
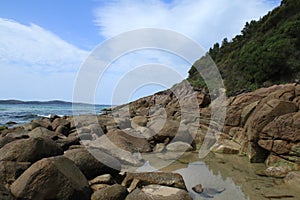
[{"x1": 188, "y1": 0, "x2": 300, "y2": 96}]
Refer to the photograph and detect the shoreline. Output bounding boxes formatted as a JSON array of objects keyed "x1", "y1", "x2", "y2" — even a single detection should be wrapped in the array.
[{"x1": 1, "y1": 83, "x2": 300, "y2": 199}]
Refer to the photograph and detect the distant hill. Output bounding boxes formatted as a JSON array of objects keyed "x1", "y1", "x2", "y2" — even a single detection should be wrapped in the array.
[
  {"x1": 188, "y1": 0, "x2": 300, "y2": 96},
  {"x1": 0, "y1": 100, "x2": 102, "y2": 106},
  {"x1": 0, "y1": 100, "x2": 72, "y2": 105}
]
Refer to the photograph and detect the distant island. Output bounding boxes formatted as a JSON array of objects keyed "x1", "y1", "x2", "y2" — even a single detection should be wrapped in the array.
[{"x1": 0, "y1": 99, "x2": 104, "y2": 106}]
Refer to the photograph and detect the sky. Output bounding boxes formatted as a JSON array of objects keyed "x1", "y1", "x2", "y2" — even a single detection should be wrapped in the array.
[{"x1": 0, "y1": 0, "x2": 281, "y2": 104}]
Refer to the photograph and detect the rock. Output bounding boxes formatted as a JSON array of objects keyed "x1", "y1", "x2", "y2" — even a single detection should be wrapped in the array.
[
  {"x1": 284, "y1": 171, "x2": 300, "y2": 187},
  {"x1": 157, "y1": 151, "x2": 183, "y2": 160},
  {"x1": 0, "y1": 185, "x2": 14, "y2": 200},
  {"x1": 0, "y1": 137, "x2": 15, "y2": 149},
  {"x1": 247, "y1": 99, "x2": 297, "y2": 141},
  {"x1": 56, "y1": 134, "x2": 80, "y2": 150},
  {"x1": 64, "y1": 148, "x2": 120, "y2": 179},
  {"x1": 106, "y1": 129, "x2": 151, "y2": 153},
  {"x1": 247, "y1": 143, "x2": 269, "y2": 163},
  {"x1": 192, "y1": 184, "x2": 203, "y2": 193},
  {"x1": 88, "y1": 136, "x2": 143, "y2": 166},
  {"x1": 90, "y1": 184, "x2": 109, "y2": 191},
  {"x1": 89, "y1": 174, "x2": 115, "y2": 185},
  {"x1": 166, "y1": 141, "x2": 193, "y2": 152},
  {"x1": 88, "y1": 124, "x2": 105, "y2": 136},
  {"x1": 256, "y1": 166, "x2": 291, "y2": 178},
  {"x1": 131, "y1": 116, "x2": 148, "y2": 129},
  {"x1": 0, "y1": 126, "x2": 7, "y2": 131},
  {"x1": 290, "y1": 144, "x2": 300, "y2": 156},
  {"x1": 77, "y1": 127, "x2": 92, "y2": 134},
  {"x1": 229, "y1": 127, "x2": 244, "y2": 138},
  {"x1": 116, "y1": 117, "x2": 132, "y2": 129},
  {"x1": 55, "y1": 125, "x2": 69, "y2": 136},
  {"x1": 0, "y1": 161, "x2": 31, "y2": 186},
  {"x1": 241, "y1": 101, "x2": 259, "y2": 125},
  {"x1": 0, "y1": 128, "x2": 29, "y2": 148},
  {"x1": 258, "y1": 140, "x2": 291, "y2": 155},
  {"x1": 210, "y1": 139, "x2": 241, "y2": 154},
  {"x1": 28, "y1": 127, "x2": 57, "y2": 139},
  {"x1": 265, "y1": 154, "x2": 300, "y2": 170},
  {"x1": 10, "y1": 156, "x2": 91, "y2": 200},
  {"x1": 125, "y1": 185, "x2": 192, "y2": 200},
  {"x1": 31, "y1": 118, "x2": 52, "y2": 130},
  {"x1": 261, "y1": 112, "x2": 300, "y2": 142},
  {"x1": 68, "y1": 144, "x2": 84, "y2": 150},
  {"x1": 225, "y1": 105, "x2": 242, "y2": 127},
  {"x1": 153, "y1": 143, "x2": 165, "y2": 153},
  {"x1": 133, "y1": 126, "x2": 156, "y2": 140},
  {"x1": 231, "y1": 127, "x2": 247, "y2": 146},
  {"x1": 52, "y1": 118, "x2": 70, "y2": 131},
  {"x1": 91, "y1": 184, "x2": 127, "y2": 200},
  {"x1": 0, "y1": 137, "x2": 63, "y2": 162},
  {"x1": 197, "y1": 187, "x2": 226, "y2": 198},
  {"x1": 50, "y1": 114, "x2": 60, "y2": 122},
  {"x1": 121, "y1": 172, "x2": 187, "y2": 190},
  {"x1": 148, "y1": 119, "x2": 179, "y2": 141},
  {"x1": 172, "y1": 123, "x2": 195, "y2": 145},
  {"x1": 6, "y1": 121, "x2": 17, "y2": 126}
]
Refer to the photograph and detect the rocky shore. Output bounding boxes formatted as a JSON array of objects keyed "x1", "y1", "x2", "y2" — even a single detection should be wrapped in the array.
[{"x1": 0, "y1": 83, "x2": 300, "y2": 199}]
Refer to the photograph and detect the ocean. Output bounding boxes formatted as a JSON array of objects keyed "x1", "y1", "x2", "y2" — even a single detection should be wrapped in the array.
[{"x1": 0, "y1": 103, "x2": 109, "y2": 127}]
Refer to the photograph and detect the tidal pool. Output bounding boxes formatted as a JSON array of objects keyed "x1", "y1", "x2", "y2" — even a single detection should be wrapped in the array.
[{"x1": 142, "y1": 152, "x2": 300, "y2": 200}]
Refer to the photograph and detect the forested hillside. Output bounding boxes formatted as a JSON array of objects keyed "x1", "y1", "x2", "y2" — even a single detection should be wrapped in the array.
[{"x1": 188, "y1": 0, "x2": 300, "y2": 95}]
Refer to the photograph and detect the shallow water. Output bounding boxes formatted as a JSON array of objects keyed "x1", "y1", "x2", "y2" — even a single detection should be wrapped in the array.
[{"x1": 143, "y1": 152, "x2": 299, "y2": 200}]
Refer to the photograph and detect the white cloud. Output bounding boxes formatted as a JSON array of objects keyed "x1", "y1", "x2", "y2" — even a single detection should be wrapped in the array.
[
  {"x1": 0, "y1": 18, "x2": 89, "y2": 73},
  {"x1": 0, "y1": 0, "x2": 281, "y2": 103},
  {"x1": 94, "y1": 0, "x2": 279, "y2": 49},
  {"x1": 0, "y1": 18, "x2": 90, "y2": 101},
  {"x1": 90, "y1": 0, "x2": 280, "y2": 104}
]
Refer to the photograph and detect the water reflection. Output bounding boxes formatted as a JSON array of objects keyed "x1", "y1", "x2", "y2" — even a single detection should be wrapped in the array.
[
  {"x1": 176, "y1": 161, "x2": 249, "y2": 200},
  {"x1": 139, "y1": 152, "x2": 249, "y2": 200}
]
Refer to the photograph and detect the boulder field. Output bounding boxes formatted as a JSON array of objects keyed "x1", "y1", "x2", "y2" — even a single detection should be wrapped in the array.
[{"x1": 0, "y1": 83, "x2": 300, "y2": 199}]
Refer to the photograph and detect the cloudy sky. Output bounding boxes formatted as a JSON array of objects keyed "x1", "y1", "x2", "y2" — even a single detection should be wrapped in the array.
[{"x1": 0, "y1": 0, "x2": 280, "y2": 104}]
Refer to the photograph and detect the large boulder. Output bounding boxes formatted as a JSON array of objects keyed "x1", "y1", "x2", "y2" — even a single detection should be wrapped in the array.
[
  {"x1": 148, "y1": 119, "x2": 180, "y2": 141},
  {"x1": 245, "y1": 99, "x2": 298, "y2": 162},
  {"x1": 247, "y1": 99, "x2": 298, "y2": 141},
  {"x1": 210, "y1": 139, "x2": 241, "y2": 154},
  {"x1": 30, "y1": 118, "x2": 52, "y2": 130},
  {"x1": 265, "y1": 154, "x2": 300, "y2": 170},
  {"x1": 28, "y1": 127, "x2": 57, "y2": 139},
  {"x1": 10, "y1": 156, "x2": 91, "y2": 200},
  {"x1": 131, "y1": 116, "x2": 148, "y2": 129},
  {"x1": 64, "y1": 148, "x2": 120, "y2": 179},
  {"x1": 0, "y1": 127, "x2": 29, "y2": 148},
  {"x1": 0, "y1": 137, "x2": 63, "y2": 162},
  {"x1": 106, "y1": 129, "x2": 151, "y2": 153},
  {"x1": 125, "y1": 185, "x2": 192, "y2": 200},
  {"x1": 86, "y1": 136, "x2": 143, "y2": 166},
  {"x1": 261, "y1": 112, "x2": 300, "y2": 142},
  {"x1": 91, "y1": 184, "x2": 127, "y2": 200},
  {"x1": 52, "y1": 118, "x2": 70, "y2": 131},
  {"x1": 0, "y1": 161, "x2": 31, "y2": 186}
]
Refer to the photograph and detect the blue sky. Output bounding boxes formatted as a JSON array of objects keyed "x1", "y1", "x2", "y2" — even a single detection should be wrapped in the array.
[{"x1": 0, "y1": 0, "x2": 281, "y2": 104}]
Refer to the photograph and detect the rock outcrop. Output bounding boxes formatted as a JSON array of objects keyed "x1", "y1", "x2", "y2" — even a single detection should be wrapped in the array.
[{"x1": 10, "y1": 156, "x2": 91, "y2": 200}]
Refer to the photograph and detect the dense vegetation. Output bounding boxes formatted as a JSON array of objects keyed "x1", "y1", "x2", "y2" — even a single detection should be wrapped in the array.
[{"x1": 188, "y1": 0, "x2": 300, "y2": 96}]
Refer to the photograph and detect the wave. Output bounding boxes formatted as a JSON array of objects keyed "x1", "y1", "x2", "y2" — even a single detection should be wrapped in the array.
[
  {"x1": 14, "y1": 114, "x2": 39, "y2": 119},
  {"x1": 37, "y1": 114, "x2": 64, "y2": 118}
]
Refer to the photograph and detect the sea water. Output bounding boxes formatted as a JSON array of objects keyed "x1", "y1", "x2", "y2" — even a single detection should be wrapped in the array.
[{"x1": 0, "y1": 103, "x2": 109, "y2": 126}]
